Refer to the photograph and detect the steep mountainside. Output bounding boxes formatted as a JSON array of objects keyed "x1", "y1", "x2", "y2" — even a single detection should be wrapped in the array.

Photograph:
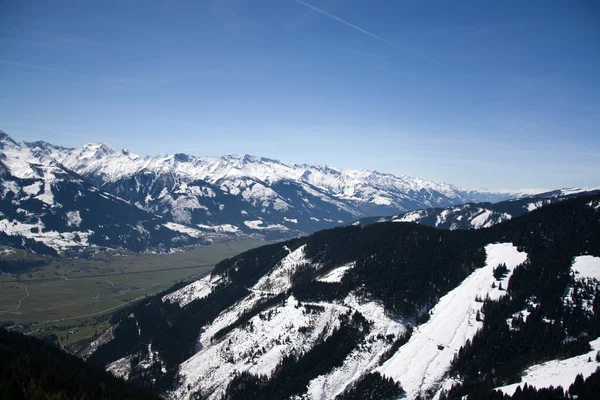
[
  {"x1": 0, "y1": 131, "x2": 209, "y2": 255},
  {"x1": 22, "y1": 135, "x2": 540, "y2": 237},
  {"x1": 85, "y1": 193, "x2": 600, "y2": 399}
]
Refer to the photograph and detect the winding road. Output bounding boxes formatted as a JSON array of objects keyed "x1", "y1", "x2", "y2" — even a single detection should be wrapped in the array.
[{"x1": 0, "y1": 286, "x2": 29, "y2": 316}]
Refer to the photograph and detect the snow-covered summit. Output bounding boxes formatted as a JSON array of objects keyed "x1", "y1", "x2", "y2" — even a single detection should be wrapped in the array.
[
  {"x1": 0, "y1": 132, "x2": 209, "y2": 254},
  {"x1": 6, "y1": 133, "x2": 549, "y2": 237}
]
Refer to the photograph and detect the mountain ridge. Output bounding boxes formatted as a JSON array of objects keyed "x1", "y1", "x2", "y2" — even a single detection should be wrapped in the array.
[
  {"x1": 19, "y1": 132, "x2": 546, "y2": 236},
  {"x1": 0, "y1": 131, "x2": 211, "y2": 255}
]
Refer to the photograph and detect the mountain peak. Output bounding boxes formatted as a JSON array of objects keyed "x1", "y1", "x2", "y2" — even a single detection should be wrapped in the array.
[
  {"x1": 78, "y1": 142, "x2": 116, "y2": 159},
  {"x1": 0, "y1": 130, "x2": 17, "y2": 146}
]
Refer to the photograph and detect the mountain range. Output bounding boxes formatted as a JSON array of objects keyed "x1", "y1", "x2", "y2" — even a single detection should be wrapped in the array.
[
  {"x1": 2, "y1": 129, "x2": 600, "y2": 399},
  {"x1": 0, "y1": 129, "x2": 571, "y2": 255}
]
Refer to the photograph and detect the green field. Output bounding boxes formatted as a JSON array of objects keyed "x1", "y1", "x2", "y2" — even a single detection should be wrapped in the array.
[{"x1": 0, "y1": 239, "x2": 266, "y2": 346}]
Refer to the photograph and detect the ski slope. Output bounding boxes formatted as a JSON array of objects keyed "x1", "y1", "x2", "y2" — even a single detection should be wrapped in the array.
[{"x1": 378, "y1": 243, "x2": 528, "y2": 399}]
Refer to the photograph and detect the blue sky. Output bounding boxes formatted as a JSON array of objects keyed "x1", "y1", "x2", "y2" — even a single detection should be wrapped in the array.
[{"x1": 0, "y1": 0, "x2": 598, "y2": 190}]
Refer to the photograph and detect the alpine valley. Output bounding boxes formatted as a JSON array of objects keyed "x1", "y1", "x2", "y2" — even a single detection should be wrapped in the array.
[
  {"x1": 2, "y1": 130, "x2": 600, "y2": 400},
  {"x1": 1, "y1": 129, "x2": 594, "y2": 256}
]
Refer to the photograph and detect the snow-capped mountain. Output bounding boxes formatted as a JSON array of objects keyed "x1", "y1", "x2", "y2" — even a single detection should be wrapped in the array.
[
  {"x1": 85, "y1": 193, "x2": 600, "y2": 399},
  {"x1": 0, "y1": 131, "x2": 209, "y2": 254},
  {"x1": 358, "y1": 187, "x2": 600, "y2": 230},
  {"x1": 22, "y1": 136, "x2": 542, "y2": 237}
]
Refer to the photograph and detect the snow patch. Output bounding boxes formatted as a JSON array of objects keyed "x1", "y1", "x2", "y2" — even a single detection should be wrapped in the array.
[
  {"x1": 196, "y1": 223, "x2": 240, "y2": 234},
  {"x1": 254, "y1": 245, "x2": 309, "y2": 294},
  {"x1": 163, "y1": 274, "x2": 223, "y2": 307},
  {"x1": 22, "y1": 181, "x2": 42, "y2": 196},
  {"x1": 244, "y1": 220, "x2": 289, "y2": 231},
  {"x1": 163, "y1": 222, "x2": 204, "y2": 238},
  {"x1": 495, "y1": 337, "x2": 600, "y2": 395},
  {"x1": 316, "y1": 263, "x2": 355, "y2": 283},
  {"x1": 378, "y1": 243, "x2": 527, "y2": 399},
  {"x1": 394, "y1": 210, "x2": 425, "y2": 223},
  {"x1": 470, "y1": 209, "x2": 494, "y2": 229},
  {"x1": 65, "y1": 210, "x2": 82, "y2": 227},
  {"x1": 572, "y1": 255, "x2": 600, "y2": 280}
]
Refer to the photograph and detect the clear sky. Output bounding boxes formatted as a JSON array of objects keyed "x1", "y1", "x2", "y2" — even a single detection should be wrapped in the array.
[{"x1": 1, "y1": 0, "x2": 598, "y2": 190}]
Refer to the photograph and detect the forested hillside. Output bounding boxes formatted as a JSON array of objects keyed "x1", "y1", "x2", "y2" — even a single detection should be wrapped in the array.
[
  {"x1": 0, "y1": 328, "x2": 158, "y2": 400},
  {"x1": 83, "y1": 194, "x2": 600, "y2": 399}
]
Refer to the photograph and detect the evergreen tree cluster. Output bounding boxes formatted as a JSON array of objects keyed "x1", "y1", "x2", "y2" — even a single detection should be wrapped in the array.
[
  {"x1": 303, "y1": 222, "x2": 486, "y2": 316},
  {"x1": 334, "y1": 372, "x2": 404, "y2": 400},
  {"x1": 0, "y1": 328, "x2": 157, "y2": 400}
]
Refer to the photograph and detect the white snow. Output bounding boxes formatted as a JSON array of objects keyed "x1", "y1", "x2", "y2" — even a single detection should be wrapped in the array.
[
  {"x1": 196, "y1": 223, "x2": 240, "y2": 233},
  {"x1": 495, "y1": 337, "x2": 600, "y2": 395},
  {"x1": 526, "y1": 200, "x2": 544, "y2": 212},
  {"x1": 163, "y1": 222, "x2": 204, "y2": 238},
  {"x1": 106, "y1": 356, "x2": 132, "y2": 380},
  {"x1": 49, "y1": 136, "x2": 535, "y2": 224},
  {"x1": 559, "y1": 186, "x2": 600, "y2": 196},
  {"x1": 35, "y1": 180, "x2": 55, "y2": 205},
  {"x1": 172, "y1": 295, "x2": 345, "y2": 400},
  {"x1": 470, "y1": 209, "x2": 494, "y2": 229},
  {"x1": 22, "y1": 182, "x2": 42, "y2": 196},
  {"x1": 2, "y1": 181, "x2": 20, "y2": 197},
  {"x1": 244, "y1": 220, "x2": 265, "y2": 229},
  {"x1": 163, "y1": 273, "x2": 222, "y2": 307},
  {"x1": 65, "y1": 210, "x2": 82, "y2": 227},
  {"x1": 316, "y1": 263, "x2": 355, "y2": 283},
  {"x1": 378, "y1": 243, "x2": 527, "y2": 399},
  {"x1": 0, "y1": 218, "x2": 92, "y2": 251},
  {"x1": 254, "y1": 245, "x2": 309, "y2": 294},
  {"x1": 302, "y1": 294, "x2": 408, "y2": 400},
  {"x1": 572, "y1": 255, "x2": 600, "y2": 280},
  {"x1": 244, "y1": 220, "x2": 289, "y2": 231},
  {"x1": 372, "y1": 195, "x2": 392, "y2": 206},
  {"x1": 394, "y1": 210, "x2": 426, "y2": 223},
  {"x1": 564, "y1": 256, "x2": 600, "y2": 315},
  {"x1": 436, "y1": 209, "x2": 450, "y2": 226}
]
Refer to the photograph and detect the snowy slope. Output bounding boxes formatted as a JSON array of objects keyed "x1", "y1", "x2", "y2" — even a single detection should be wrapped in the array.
[
  {"x1": 173, "y1": 294, "x2": 346, "y2": 400},
  {"x1": 377, "y1": 243, "x2": 528, "y2": 399},
  {"x1": 161, "y1": 243, "x2": 530, "y2": 400},
  {"x1": 316, "y1": 262, "x2": 355, "y2": 283},
  {"x1": 495, "y1": 337, "x2": 600, "y2": 395},
  {"x1": 162, "y1": 244, "x2": 411, "y2": 400},
  {"x1": 85, "y1": 194, "x2": 600, "y2": 399},
  {"x1": 162, "y1": 273, "x2": 223, "y2": 307},
  {"x1": 300, "y1": 294, "x2": 407, "y2": 400}
]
